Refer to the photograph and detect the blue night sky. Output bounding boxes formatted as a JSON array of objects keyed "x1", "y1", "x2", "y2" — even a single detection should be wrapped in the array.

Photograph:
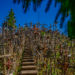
[{"x1": 0, "y1": 0, "x2": 70, "y2": 34}]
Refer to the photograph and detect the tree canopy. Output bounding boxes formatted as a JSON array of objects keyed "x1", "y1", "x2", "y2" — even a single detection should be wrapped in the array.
[
  {"x1": 7, "y1": 9, "x2": 16, "y2": 29},
  {"x1": 3, "y1": 9, "x2": 16, "y2": 30}
]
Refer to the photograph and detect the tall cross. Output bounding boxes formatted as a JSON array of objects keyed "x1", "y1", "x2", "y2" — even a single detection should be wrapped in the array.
[
  {"x1": 55, "y1": 22, "x2": 58, "y2": 31},
  {"x1": 50, "y1": 24, "x2": 52, "y2": 30},
  {"x1": 36, "y1": 22, "x2": 41, "y2": 30}
]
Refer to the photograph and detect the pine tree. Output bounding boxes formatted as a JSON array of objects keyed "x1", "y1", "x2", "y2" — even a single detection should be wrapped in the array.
[{"x1": 6, "y1": 9, "x2": 16, "y2": 30}]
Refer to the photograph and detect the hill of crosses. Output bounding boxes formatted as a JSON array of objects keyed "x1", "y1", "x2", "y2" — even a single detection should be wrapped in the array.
[{"x1": 0, "y1": 23, "x2": 75, "y2": 75}]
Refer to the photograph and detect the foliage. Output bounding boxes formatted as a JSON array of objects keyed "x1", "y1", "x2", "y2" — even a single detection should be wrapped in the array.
[
  {"x1": 13, "y1": 0, "x2": 43, "y2": 12},
  {"x1": 6, "y1": 9, "x2": 16, "y2": 30},
  {"x1": 13, "y1": 72, "x2": 15, "y2": 75},
  {"x1": 56, "y1": 52, "x2": 60, "y2": 58},
  {"x1": 52, "y1": 72, "x2": 56, "y2": 75},
  {"x1": 56, "y1": 0, "x2": 75, "y2": 39},
  {"x1": 41, "y1": 31, "x2": 45, "y2": 36}
]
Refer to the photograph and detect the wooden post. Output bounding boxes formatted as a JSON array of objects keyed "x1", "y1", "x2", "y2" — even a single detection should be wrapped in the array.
[
  {"x1": 4, "y1": 48, "x2": 7, "y2": 75},
  {"x1": 2, "y1": 23, "x2": 7, "y2": 75}
]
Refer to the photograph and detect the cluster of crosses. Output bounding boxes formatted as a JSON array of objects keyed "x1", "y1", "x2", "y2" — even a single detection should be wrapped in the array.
[{"x1": 0, "y1": 22, "x2": 75, "y2": 75}]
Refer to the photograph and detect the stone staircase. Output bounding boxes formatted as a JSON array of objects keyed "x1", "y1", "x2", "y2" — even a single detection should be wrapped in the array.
[{"x1": 19, "y1": 49, "x2": 38, "y2": 75}]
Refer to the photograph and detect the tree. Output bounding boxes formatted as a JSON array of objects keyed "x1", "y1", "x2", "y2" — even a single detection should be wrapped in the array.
[
  {"x1": 54, "y1": 0, "x2": 75, "y2": 39},
  {"x1": 6, "y1": 9, "x2": 16, "y2": 30},
  {"x1": 13, "y1": 0, "x2": 75, "y2": 39}
]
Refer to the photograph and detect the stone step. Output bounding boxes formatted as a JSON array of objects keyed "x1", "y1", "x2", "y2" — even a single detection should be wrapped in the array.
[
  {"x1": 21, "y1": 62, "x2": 35, "y2": 66},
  {"x1": 19, "y1": 49, "x2": 38, "y2": 75},
  {"x1": 21, "y1": 65, "x2": 37, "y2": 70},
  {"x1": 22, "y1": 57, "x2": 33, "y2": 59},
  {"x1": 22, "y1": 58, "x2": 34, "y2": 60},
  {"x1": 22, "y1": 59, "x2": 34, "y2": 62},
  {"x1": 23, "y1": 55, "x2": 33, "y2": 57},
  {"x1": 24, "y1": 51, "x2": 32, "y2": 54},
  {"x1": 23, "y1": 52, "x2": 32, "y2": 53},
  {"x1": 23, "y1": 55, "x2": 32, "y2": 57},
  {"x1": 23, "y1": 53, "x2": 32, "y2": 55},
  {"x1": 22, "y1": 59, "x2": 34, "y2": 61},
  {"x1": 24, "y1": 50, "x2": 32, "y2": 52},
  {"x1": 23, "y1": 54, "x2": 33, "y2": 56},
  {"x1": 23, "y1": 52, "x2": 32, "y2": 54},
  {"x1": 23, "y1": 51, "x2": 32, "y2": 53},
  {"x1": 23, "y1": 54, "x2": 32, "y2": 56},
  {"x1": 20, "y1": 70, "x2": 38, "y2": 75},
  {"x1": 23, "y1": 52, "x2": 32, "y2": 55}
]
